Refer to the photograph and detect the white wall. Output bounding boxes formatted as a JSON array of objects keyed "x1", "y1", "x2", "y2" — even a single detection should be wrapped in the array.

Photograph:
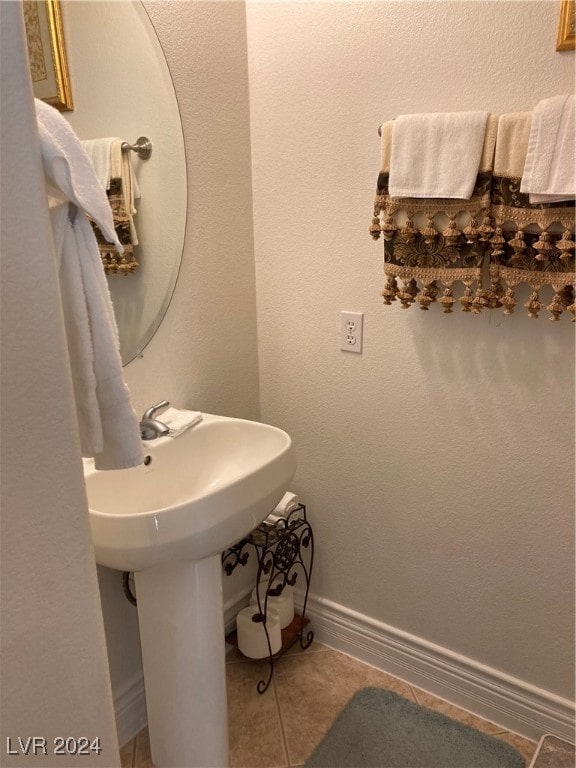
[
  {"x1": 0, "y1": 3, "x2": 119, "y2": 764},
  {"x1": 246, "y1": 0, "x2": 575, "y2": 700}
]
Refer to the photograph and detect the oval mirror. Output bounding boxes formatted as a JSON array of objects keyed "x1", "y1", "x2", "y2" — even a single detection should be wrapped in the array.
[{"x1": 63, "y1": 1, "x2": 186, "y2": 364}]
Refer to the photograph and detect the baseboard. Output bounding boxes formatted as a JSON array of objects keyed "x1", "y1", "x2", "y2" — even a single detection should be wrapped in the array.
[
  {"x1": 299, "y1": 592, "x2": 575, "y2": 742},
  {"x1": 114, "y1": 672, "x2": 147, "y2": 748},
  {"x1": 113, "y1": 588, "x2": 574, "y2": 745}
]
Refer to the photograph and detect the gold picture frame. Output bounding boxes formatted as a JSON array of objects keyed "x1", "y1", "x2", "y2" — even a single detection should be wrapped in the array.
[
  {"x1": 24, "y1": 0, "x2": 73, "y2": 110},
  {"x1": 557, "y1": 0, "x2": 575, "y2": 51}
]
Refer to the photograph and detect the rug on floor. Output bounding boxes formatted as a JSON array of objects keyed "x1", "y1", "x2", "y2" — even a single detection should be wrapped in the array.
[{"x1": 304, "y1": 687, "x2": 526, "y2": 768}]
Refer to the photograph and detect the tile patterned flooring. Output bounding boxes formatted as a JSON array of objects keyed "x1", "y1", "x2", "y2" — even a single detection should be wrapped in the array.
[{"x1": 120, "y1": 642, "x2": 538, "y2": 768}]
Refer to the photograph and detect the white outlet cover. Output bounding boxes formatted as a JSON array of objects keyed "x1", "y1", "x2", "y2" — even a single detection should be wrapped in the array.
[{"x1": 340, "y1": 311, "x2": 363, "y2": 353}]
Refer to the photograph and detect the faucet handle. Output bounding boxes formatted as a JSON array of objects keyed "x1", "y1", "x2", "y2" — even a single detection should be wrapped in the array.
[{"x1": 142, "y1": 400, "x2": 170, "y2": 420}]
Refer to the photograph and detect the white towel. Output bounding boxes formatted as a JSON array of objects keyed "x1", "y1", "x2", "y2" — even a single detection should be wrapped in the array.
[
  {"x1": 51, "y1": 205, "x2": 104, "y2": 454},
  {"x1": 80, "y1": 138, "x2": 114, "y2": 191},
  {"x1": 35, "y1": 99, "x2": 143, "y2": 470},
  {"x1": 161, "y1": 408, "x2": 203, "y2": 437},
  {"x1": 110, "y1": 139, "x2": 140, "y2": 245},
  {"x1": 81, "y1": 137, "x2": 141, "y2": 198},
  {"x1": 493, "y1": 113, "x2": 533, "y2": 179},
  {"x1": 120, "y1": 143, "x2": 141, "y2": 201},
  {"x1": 520, "y1": 95, "x2": 575, "y2": 204},
  {"x1": 82, "y1": 137, "x2": 140, "y2": 245},
  {"x1": 388, "y1": 111, "x2": 490, "y2": 199}
]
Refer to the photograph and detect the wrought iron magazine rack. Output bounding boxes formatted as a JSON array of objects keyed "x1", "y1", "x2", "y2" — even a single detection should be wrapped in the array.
[{"x1": 222, "y1": 504, "x2": 314, "y2": 693}]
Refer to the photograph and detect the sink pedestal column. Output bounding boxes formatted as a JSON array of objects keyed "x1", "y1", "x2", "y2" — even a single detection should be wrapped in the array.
[{"x1": 134, "y1": 555, "x2": 229, "y2": 768}]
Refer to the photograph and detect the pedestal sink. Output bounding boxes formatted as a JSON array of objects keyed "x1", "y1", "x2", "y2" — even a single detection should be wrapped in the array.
[{"x1": 84, "y1": 414, "x2": 296, "y2": 768}]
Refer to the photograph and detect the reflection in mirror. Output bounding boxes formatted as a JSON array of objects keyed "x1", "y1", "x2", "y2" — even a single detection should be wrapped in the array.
[{"x1": 63, "y1": 0, "x2": 186, "y2": 364}]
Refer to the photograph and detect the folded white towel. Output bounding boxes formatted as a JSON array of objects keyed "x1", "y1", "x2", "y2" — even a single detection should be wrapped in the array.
[
  {"x1": 35, "y1": 99, "x2": 143, "y2": 470},
  {"x1": 520, "y1": 94, "x2": 575, "y2": 203},
  {"x1": 388, "y1": 111, "x2": 490, "y2": 199},
  {"x1": 161, "y1": 408, "x2": 203, "y2": 437}
]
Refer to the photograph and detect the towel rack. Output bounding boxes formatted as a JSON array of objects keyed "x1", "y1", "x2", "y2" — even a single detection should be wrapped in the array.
[{"x1": 121, "y1": 136, "x2": 152, "y2": 160}]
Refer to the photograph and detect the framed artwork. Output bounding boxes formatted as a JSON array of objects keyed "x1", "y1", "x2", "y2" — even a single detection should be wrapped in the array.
[
  {"x1": 557, "y1": 0, "x2": 575, "y2": 51},
  {"x1": 23, "y1": 0, "x2": 73, "y2": 110}
]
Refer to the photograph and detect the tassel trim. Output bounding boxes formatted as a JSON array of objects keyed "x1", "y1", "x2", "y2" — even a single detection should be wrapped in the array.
[
  {"x1": 372, "y1": 173, "x2": 574, "y2": 321},
  {"x1": 380, "y1": 265, "x2": 576, "y2": 320}
]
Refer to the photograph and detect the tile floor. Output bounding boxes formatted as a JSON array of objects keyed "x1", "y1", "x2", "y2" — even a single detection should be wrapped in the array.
[{"x1": 120, "y1": 642, "x2": 538, "y2": 768}]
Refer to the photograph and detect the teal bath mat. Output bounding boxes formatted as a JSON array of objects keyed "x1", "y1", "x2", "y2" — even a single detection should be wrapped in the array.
[{"x1": 305, "y1": 687, "x2": 525, "y2": 768}]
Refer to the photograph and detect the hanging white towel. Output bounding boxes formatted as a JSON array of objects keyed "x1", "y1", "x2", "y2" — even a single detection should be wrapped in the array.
[
  {"x1": 388, "y1": 111, "x2": 490, "y2": 199},
  {"x1": 110, "y1": 138, "x2": 140, "y2": 245},
  {"x1": 80, "y1": 137, "x2": 114, "y2": 191},
  {"x1": 35, "y1": 99, "x2": 143, "y2": 470},
  {"x1": 35, "y1": 100, "x2": 121, "y2": 246},
  {"x1": 51, "y1": 204, "x2": 104, "y2": 455},
  {"x1": 520, "y1": 95, "x2": 575, "y2": 204},
  {"x1": 81, "y1": 138, "x2": 140, "y2": 197}
]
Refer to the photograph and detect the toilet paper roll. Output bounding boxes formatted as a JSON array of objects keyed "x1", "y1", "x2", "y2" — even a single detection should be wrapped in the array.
[
  {"x1": 250, "y1": 583, "x2": 295, "y2": 629},
  {"x1": 236, "y1": 605, "x2": 282, "y2": 659}
]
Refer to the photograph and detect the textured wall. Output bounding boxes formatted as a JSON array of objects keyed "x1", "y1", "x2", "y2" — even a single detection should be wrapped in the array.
[
  {"x1": 246, "y1": 0, "x2": 575, "y2": 698},
  {"x1": 0, "y1": 3, "x2": 119, "y2": 764}
]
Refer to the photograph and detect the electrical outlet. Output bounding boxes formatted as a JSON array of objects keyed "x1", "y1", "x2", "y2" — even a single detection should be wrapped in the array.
[{"x1": 340, "y1": 311, "x2": 363, "y2": 353}]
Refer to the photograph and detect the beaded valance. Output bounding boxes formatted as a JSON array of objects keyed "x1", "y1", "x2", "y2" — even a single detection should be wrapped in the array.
[{"x1": 370, "y1": 116, "x2": 575, "y2": 321}]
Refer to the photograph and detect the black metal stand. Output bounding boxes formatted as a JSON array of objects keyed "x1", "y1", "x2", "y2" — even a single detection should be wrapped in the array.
[{"x1": 221, "y1": 504, "x2": 314, "y2": 693}]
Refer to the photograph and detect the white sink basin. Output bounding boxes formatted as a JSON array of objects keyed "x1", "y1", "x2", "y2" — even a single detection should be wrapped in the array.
[
  {"x1": 84, "y1": 413, "x2": 296, "y2": 768},
  {"x1": 85, "y1": 413, "x2": 296, "y2": 571}
]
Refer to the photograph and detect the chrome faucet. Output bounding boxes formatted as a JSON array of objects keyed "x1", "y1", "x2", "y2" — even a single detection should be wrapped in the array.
[{"x1": 140, "y1": 400, "x2": 170, "y2": 440}]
